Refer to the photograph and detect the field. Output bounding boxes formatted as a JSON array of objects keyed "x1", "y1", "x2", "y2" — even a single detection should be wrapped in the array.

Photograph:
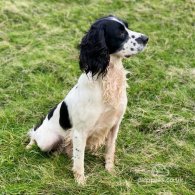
[{"x1": 0, "y1": 0, "x2": 194, "y2": 194}]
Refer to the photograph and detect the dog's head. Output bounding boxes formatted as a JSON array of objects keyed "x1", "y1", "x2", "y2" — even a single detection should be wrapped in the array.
[{"x1": 79, "y1": 15, "x2": 148, "y2": 77}]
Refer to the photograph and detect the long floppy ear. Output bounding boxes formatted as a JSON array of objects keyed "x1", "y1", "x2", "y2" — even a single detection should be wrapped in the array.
[{"x1": 79, "y1": 22, "x2": 110, "y2": 77}]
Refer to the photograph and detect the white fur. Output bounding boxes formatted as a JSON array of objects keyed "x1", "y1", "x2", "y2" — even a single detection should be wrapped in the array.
[
  {"x1": 106, "y1": 17, "x2": 146, "y2": 57},
  {"x1": 26, "y1": 18, "x2": 147, "y2": 185},
  {"x1": 27, "y1": 55, "x2": 127, "y2": 184}
]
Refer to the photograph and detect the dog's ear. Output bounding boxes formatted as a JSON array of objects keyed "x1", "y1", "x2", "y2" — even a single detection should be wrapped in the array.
[{"x1": 79, "y1": 23, "x2": 110, "y2": 77}]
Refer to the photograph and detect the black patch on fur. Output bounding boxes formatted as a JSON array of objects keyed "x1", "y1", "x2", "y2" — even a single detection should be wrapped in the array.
[
  {"x1": 131, "y1": 48, "x2": 134, "y2": 51},
  {"x1": 132, "y1": 35, "x2": 135, "y2": 38},
  {"x1": 79, "y1": 16, "x2": 129, "y2": 77},
  {"x1": 48, "y1": 105, "x2": 57, "y2": 120},
  {"x1": 59, "y1": 101, "x2": 72, "y2": 130}
]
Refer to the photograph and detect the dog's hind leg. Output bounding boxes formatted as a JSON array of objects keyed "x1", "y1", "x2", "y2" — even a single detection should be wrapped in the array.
[{"x1": 36, "y1": 131, "x2": 62, "y2": 152}]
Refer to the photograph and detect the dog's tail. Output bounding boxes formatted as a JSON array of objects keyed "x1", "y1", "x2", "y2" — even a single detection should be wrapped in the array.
[
  {"x1": 27, "y1": 127, "x2": 35, "y2": 138},
  {"x1": 26, "y1": 127, "x2": 36, "y2": 149}
]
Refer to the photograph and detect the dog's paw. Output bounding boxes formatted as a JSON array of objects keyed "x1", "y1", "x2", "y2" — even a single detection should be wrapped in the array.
[
  {"x1": 73, "y1": 170, "x2": 86, "y2": 185},
  {"x1": 26, "y1": 144, "x2": 33, "y2": 150},
  {"x1": 26, "y1": 139, "x2": 35, "y2": 150},
  {"x1": 105, "y1": 162, "x2": 115, "y2": 174}
]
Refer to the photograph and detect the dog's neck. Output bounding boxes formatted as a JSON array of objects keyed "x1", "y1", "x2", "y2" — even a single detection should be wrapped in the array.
[
  {"x1": 102, "y1": 54, "x2": 126, "y2": 108},
  {"x1": 109, "y1": 55, "x2": 123, "y2": 69}
]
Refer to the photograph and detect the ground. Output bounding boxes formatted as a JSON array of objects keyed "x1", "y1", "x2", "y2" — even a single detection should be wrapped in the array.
[{"x1": 0, "y1": 0, "x2": 194, "y2": 194}]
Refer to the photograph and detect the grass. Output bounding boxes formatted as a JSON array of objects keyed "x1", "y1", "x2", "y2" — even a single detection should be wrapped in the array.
[{"x1": 0, "y1": 0, "x2": 194, "y2": 194}]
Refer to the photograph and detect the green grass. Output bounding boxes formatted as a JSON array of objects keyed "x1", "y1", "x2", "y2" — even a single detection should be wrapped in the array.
[{"x1": 0, "y1": 0, "x2": 195, "y2": 194}]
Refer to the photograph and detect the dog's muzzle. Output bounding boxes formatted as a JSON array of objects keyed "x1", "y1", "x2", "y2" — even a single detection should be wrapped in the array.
[{"x1": 135, "y1": 35, "x2": 149, "y2": 45}]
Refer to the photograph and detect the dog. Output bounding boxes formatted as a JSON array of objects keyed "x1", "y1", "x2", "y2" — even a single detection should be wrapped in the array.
[{"x1": 26, "y1": 15, "x2": 148, "y2": 184}]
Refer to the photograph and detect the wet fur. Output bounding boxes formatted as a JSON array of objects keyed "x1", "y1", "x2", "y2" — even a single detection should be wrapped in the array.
[{"x1": 26, "y1": 15, "x2": 148, "y2": 184}]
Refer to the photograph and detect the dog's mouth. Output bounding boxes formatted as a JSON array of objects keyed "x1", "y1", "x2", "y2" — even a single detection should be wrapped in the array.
[
  {"x1": 125, "y1": 55, "x2": 132, "y2": 58},
  {"x1": 137, "y1": 45, "x2": 145, "y2": 51},
  {"x1": 125, "y1": 45, "x2": 146, "y2": 58}
]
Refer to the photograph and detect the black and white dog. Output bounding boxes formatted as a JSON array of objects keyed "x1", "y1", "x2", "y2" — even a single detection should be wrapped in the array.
[{"x1": 26, "y1": 15, "x2": 148, "y2": 184}]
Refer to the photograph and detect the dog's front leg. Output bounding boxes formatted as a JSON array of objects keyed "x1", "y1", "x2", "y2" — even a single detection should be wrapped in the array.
[
  {"x1": 72, "y1": 130, "x2": 87, "y2": 185},
  {"x1": 105, "y1": 121, "x2": 121, "y2": 173}
]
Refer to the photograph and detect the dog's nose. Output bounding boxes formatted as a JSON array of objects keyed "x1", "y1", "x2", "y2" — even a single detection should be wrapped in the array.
[
  {"x1": 141, "y1": 35, "x2": 149, "y2": 44},
  {"x1": 135, "y1": 35, "x2": 149, "y2": 45}
]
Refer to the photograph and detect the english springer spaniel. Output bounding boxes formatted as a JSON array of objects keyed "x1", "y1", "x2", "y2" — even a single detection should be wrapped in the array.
[{"x1": 26, "y1": 15, "x2": 148, "y2": 184}]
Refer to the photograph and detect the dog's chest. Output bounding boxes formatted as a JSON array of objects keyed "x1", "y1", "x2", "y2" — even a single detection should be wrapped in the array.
[
  {"x1": 86, "y1": 100, "x2": 126, "y2": 150},
  {"x1": 102, "y1": 64, "x2": 127, "y2": 108},
  {"x1": 86, "y1": 65, "x2": 127, "y2": 149}
]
